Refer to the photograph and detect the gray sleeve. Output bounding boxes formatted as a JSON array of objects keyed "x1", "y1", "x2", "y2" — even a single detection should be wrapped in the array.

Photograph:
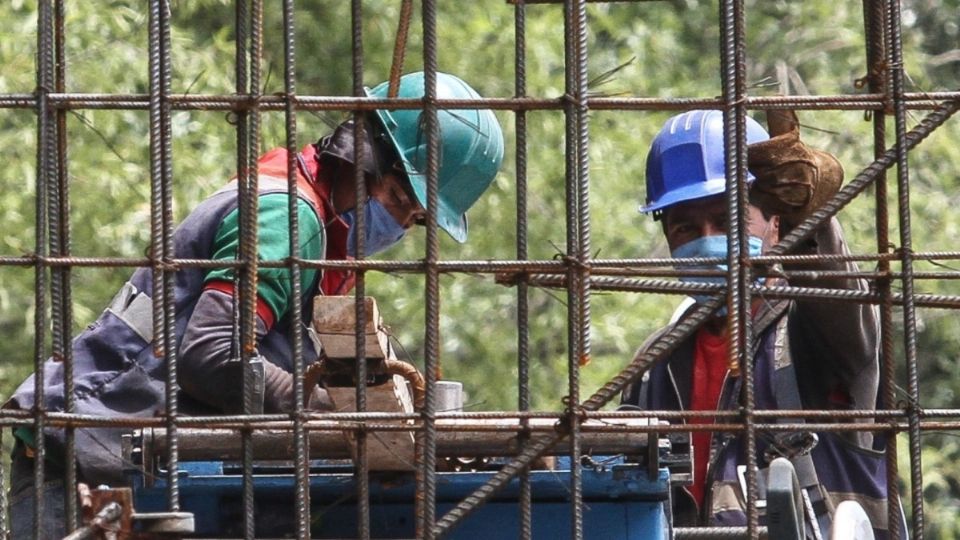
[
  {"x1": 178, "y1": 287, "x2": 266, "y2": 413},
  {"x1": 785, "y1": 218, "x2": 879, "y2": 405},
  {"x1": 179, "y1": 288, "x2": 330, "y2": 413}
]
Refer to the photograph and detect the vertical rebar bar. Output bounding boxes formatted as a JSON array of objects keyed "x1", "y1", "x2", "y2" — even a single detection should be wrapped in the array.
[
  {"x1": 886, "y1": 1, "x2": 924, "y2": 536},
  {"x1": 514, "y1": 1, "x2": 532, "y2": 538},
  {"x1": 563, "y1": 0, "x2": 590, "y2": 537},
  {"x1": 351, "y1": 1, "x2": 371, "y2": 538},
  {"x1": 719, "y1": 0, "x2": 758, "y2": 536},
  {"x1": 148, "y1": 0, "x2": 179, "y2": 514},
  {"x1": 862, "y1": 2, "x2": 901, "y2": 538},
  {"x1": 32, "y1": 1, "x2": 55, "y2": 536},
  {"x1": 52, "y1": 0, "x2": 77, "y2": 533},
  {"x1": 417, "y1": 2, "x2": 440, "y2": 537},
  {"x1": 234, "y1": 0, "x2": 257, "y2": 537},
  {"x1": 275, "y1": 1, "x2": 311, "y2": 538},
  {"x1": 389, "y1": 0, "x2": 414, "y2": 98},
  {"x1": 246, "y1": 0, "x2": 266, "y2": 537}
]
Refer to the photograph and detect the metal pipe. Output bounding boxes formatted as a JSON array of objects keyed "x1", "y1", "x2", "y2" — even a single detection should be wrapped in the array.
[{"x1": 139, "y1": 420, "x2": 656, "y2": 463}]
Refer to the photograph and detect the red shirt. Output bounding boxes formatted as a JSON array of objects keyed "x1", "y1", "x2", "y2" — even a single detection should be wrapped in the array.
[{"x1": 688, "y1": 328, "x2": 730, "y2": 507}]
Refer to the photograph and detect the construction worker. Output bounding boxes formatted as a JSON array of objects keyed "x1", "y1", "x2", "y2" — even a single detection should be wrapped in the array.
[
  {"x1": 621, "y1": 109, "x2": 900, "y2": 538},
  {"x1": 5, "y1": 71, "x2": 504, "y2": 538}
]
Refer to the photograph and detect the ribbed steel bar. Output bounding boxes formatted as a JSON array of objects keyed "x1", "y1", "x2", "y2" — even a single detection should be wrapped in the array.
[
  {"x1": 234, "y1": 0, "x2": 258, "y2": 537},
  {"x1": 674, "y1": 527, "x2": 768, "y2": 539},
  {"x1": 863, "y1": 2, "x2": 901, "y2": 537},
  {"x1": 32, "y1": 1, "x2": 56, "y2": 536},
  {"x1": 6, "y1": 91, "x2": 960, "y2": 112},
  {"x1": 563, "y1": 0, "x2": 590, "y2": 537},
  {"x1": 514, "y1": 1, "x2": 533, "y2": 537},
  {"x1": 147, "y1": 0, "x2": 179, "y2": 513},
  {"x1": 388, "y1": 0, "x2": 414, "y2": 98},
  {"x1": 276, "y1": 0, "x2": 311, "y2": 537},
  {"x1": 52, "y1": 0, "x2": 78, "y2": 532},
  {"x1": 11, "y1": 410, "x2": 960, "y2": 432},
  {"x1": 517, "y1": 274, "x2": 960, "y2": 309},
  {"x1": 233, "y1": 0, "x2": 251, "y2": 532},
  {"x1": 887, "y1": 2, "x2": 925, "y2": 536},
  {"x1": 434, "y1": 295, "x2": 724, "y2": 536},
  {"x1": 719, "y1": 0, "x2": 759, "y2": 536},
  {"x1": 418, "y1": 1, "x2": 441, "y2": 537},
  {"x1": 350, "y1": 1, "x2": 370, "y2": 538},
  {"x1": 229, "y1": 7, "x2": 248, "y2": 510},
  {"x1": 7, "y1": 250, "x2": 960, "y2": 272}
]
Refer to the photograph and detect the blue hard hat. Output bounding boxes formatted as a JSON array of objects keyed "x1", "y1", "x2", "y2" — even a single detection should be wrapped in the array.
[{"x1": 641, "y1": 110, "x2": 769, "y2": 214}]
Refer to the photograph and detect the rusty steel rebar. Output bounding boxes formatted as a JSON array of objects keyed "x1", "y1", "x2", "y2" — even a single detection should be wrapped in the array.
[{"x1": 6, "y1": 2, "x2": 960, "y2": 540}]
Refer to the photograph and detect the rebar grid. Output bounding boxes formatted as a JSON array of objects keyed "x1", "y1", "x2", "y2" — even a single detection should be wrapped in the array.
[{"x1": 3, "y1": 2, "x2": 958, "y2": 540}]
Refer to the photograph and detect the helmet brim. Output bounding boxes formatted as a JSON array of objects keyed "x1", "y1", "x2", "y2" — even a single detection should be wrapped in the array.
[{"x1": 639, "y1": 176, "x2": 754, "y2": 214}]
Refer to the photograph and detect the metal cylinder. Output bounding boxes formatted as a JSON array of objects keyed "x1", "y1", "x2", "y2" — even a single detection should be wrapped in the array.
[{"x1": 136, "y1": 418, "x2": 656, "y2": 464}]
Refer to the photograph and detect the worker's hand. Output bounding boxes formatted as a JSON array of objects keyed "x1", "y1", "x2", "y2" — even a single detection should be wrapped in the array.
[
  {"x1": 747, "y1": 110, "x2": 843, "y2": 231},
  {"x1": 264, "y1": 359, "x2": 334, "y2": 413}
]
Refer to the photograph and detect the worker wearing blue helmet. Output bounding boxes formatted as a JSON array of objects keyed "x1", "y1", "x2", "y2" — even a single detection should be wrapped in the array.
[
  {"x1": 622, "y1": 110, "x2": 903, "y2": 538},
  {"x1": 6, "y1": 71, "x2": 504, "y2": 538}
]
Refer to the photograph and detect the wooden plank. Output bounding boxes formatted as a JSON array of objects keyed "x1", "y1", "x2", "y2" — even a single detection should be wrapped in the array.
[
  {"x1": 310, "y1": 296, "x2": 390, "y2": 359},
  {"x1": 327, "y1": 374, "x2": 417, "y2": 471}
]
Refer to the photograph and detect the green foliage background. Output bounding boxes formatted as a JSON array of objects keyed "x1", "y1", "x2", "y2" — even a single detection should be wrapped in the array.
[{"x1": 1, "y1": 0, "x2": 959, "y2": 536}]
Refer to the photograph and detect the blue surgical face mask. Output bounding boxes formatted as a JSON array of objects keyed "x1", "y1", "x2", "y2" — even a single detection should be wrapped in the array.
[
  {"x1": 671, "y1": 235, "x2": 764, "y2": 307},
  {"x1": 340, "y1": 198, "x2": 407, "y2": 257}
]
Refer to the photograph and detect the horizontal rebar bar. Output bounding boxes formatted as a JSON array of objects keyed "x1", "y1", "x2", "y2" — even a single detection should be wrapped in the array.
[{"x1": 1, "y1": 92, "x2": 957, "y2": 111}]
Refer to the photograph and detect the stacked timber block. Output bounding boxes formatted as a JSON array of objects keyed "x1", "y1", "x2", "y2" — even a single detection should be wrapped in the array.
[{"x1": 309, "y1": 296, "x2": 417, "y2": 471}]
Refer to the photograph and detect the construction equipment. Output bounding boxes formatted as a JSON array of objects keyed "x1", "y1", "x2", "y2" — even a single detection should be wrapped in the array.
[{"x1": 72, "y1": 297, "x2": 871, "y2": 539}]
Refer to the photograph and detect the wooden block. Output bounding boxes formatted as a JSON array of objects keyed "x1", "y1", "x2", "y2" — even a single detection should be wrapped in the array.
[
  {"x1": 310, "y1": 296, "x2": 390, "y2": 359},
  {"x1": 327, "y1": 374, "x2": 416, "y2": 471}
]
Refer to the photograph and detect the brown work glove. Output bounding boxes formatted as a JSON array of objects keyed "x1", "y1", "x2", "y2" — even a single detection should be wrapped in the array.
[
  {"x1": 264, "y1": 360, "x2": 334, "y2": 413},
  {"x1": 748, "y1": 110, "x2": 843, "y2": 231}
]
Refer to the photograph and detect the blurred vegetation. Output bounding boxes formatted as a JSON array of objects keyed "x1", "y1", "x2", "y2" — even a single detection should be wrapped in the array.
[{"x1": 1, "y1": 0, "x2": 959, "y2": 536}]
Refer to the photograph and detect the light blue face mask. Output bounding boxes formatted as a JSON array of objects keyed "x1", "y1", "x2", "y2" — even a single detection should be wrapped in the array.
[
  {"x1": 341, "y1": 198, "x2": 407, "y2": 257},
  {"x1": 671, "y1": 235, "x2": 764, "y2": 307}
]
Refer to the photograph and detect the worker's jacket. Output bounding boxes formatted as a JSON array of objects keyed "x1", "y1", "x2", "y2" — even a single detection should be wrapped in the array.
[
  {"x1": 622, "y1": 218, "x2": 899, "y2": 539},
  {"x1": 6, "y1": 144, "x2": 350, "y2": 484}
]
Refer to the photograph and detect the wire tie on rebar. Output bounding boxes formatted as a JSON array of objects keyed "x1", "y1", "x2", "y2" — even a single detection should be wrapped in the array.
[
  {"x1": 561, "y1": 93, "x2": 585, "y2": 108},
  {"x1": 494, "y1": 270, "x2": 528, "y2": 286},
  {"x1": 556, "y1": 254, "x2": 591, "y2": 273},
  {"x1": 556, "y1": 397, "x2": 588, "y2": 435}
]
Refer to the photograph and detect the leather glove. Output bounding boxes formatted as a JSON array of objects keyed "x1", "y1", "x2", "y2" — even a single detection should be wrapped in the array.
[
  {"x1": 748, "y1": 110, "x2": 843, "y2": 231},
  {"x1": 263, "y1": 360, "x2": 334, "y2": 413}
]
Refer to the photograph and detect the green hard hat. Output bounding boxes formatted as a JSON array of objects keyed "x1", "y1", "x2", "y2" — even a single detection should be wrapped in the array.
[{"x1": 366, "y1": 72, "x2": 504, "y2": 243}]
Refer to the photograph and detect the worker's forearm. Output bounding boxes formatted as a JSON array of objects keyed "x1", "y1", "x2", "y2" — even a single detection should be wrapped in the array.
[
  {"x1": 785, "y1": 217, "x2": 879, "y2": 383},
  {"x1": 179, "y1": 287, "x2": 330, "y2": 413},
  {"x1": 178, "y1": 287, "x2": 267, "y2": 412}
]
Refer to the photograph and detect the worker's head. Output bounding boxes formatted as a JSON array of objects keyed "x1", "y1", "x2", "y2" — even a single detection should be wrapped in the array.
[
  {"x1": 642, "y1": 109, "x2": 779, "y2": 252},
  {"x1": 642, "y1": 110, "x2": 779, "y2": 300},
  {"x1": 366, "y1": 71, "x2": 504, "y2": 244},
  {"x1": 318, "y1": 71, "x2": 503, "y2": 257},
  {"x1": 318, "y1": 117, "x2": 426, "y2": 256}
]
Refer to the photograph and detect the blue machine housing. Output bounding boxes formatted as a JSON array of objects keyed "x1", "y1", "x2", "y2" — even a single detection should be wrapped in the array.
[{"x1": 129, "y1": 457, "x2": 672, "y2": 539}]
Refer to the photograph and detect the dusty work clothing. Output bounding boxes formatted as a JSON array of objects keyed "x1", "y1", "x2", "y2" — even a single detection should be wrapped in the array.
[
  {"x1": 622, "y1": 218, "x2": 896, "y2": 539},
  {"x1": 6, "y1": 144, "x2": 350, "y2": 486}
]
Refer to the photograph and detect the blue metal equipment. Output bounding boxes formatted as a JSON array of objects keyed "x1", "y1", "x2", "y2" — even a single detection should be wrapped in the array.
[{"x1": 121, "y1": 423, "x2": 689, "y2": 539}]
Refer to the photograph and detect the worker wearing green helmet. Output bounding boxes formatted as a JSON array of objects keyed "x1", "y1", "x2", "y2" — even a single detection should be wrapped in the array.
[{"x1": 5, "y1": 71, "x2": 504, "y2": 538}]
